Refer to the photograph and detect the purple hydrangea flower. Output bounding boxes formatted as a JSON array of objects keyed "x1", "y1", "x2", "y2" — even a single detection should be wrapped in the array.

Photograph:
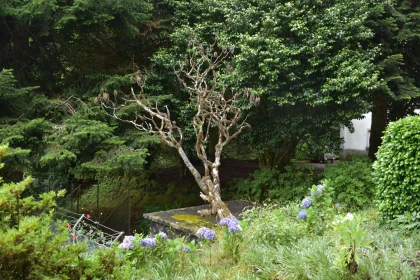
[
  {"x1": 227, "y1": 218, "x2": 238, "y2": 226},
  {"x1": 140, "y1": 238, "x2": 156, "y2": 248},
  {"x1": 122, "y1": 235, "x2": 135, "y2": 244},
  {"x1": 197, "y1": 227, "x2": 209, "y2": 238},
  {"x1": 157, "y1": 232, "x2": 168, "y2": 240},
  {"x1": 316, "y1": 187, "x2": 323, "y2": 194},
  {"x1": 219, "y1": 218, "x2": 241, "y2": 232},
  {"x1": 219, "y1": 218, "x2": 230, "y2": 226},
  {"x1": 184, "y1": 247, "x2": 191, "y2": 253},
  {"x1": 335, "y1": 203, "x2": 341, "y2": 208},
  {"x1": 298, "y1": 209, "x2": 307, "y2": 219},
  {"x1": 118, "y1": 242, "x2": 132, "y2": 249},
  {"x1": 302, "y1": 198, "x2": 312, "y2": 208},
  {"x1": 118, "y1": 235, "x2": 135, "y2": 249},
  {"x1": 203, "y1": 229, "x2": 216, "y2": 240},
  {"x1": 228, "y1": 223, "x2": 240, "y2": 233},
  {"x1": 317, "y1": 184, "x2": 325, "y2": 190},
  {"x1": 227, "y1": 219, "x2": 240, "y2": 233}
]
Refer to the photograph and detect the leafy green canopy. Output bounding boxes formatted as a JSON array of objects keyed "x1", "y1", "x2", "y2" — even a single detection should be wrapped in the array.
[
  {"x1": 168, "y1": 0, "x2": 379, "y2": 168},
  {"x1": 0, "y1": 69, "x2": 38, "y2": 118},
  {"x1": 373, "y1": 115, "x2": 420, "y2": 223},
  {"x1": 224, "y1": 0, "x2": 379, "y2": 105},
  {"x1": 367, "y1": 0, "x2": 420, "y2": 101},
  {"x1": 366, "y1": 1, "x2": 420, "y2": 160}
]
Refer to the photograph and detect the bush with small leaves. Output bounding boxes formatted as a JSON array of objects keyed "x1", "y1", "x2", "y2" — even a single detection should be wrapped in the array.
[{"x1": 373, "y1": 115, "x2": 420, "y2": 223}]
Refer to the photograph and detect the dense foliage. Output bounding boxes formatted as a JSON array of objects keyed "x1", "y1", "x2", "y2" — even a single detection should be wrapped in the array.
[
  {"x1": 323, "y1": 156, "x2": 375, "y2": 211},
  {"x1": 167, "y1": 0, "x2": 379, "y2": 170},
  {"x1": 1, "y1": 0, "x2": 419, "y2": 192},
  {"x1": 0, "y1": 145, "x2": 120, "y2": 279},
  {"x1": 1, "y1": 0, "x2": 420, "y2": 276},
  {"x1": 373, "y1": 115, "x2": 420, "y2": 223},
  {"x1": 367, "y1": 0, "x2": 420, "y2": 159},
  {"x1": 1, "y1": 143, "x2": 420, "y2": 279},
  {"x1": 231, "y1": 164, "x2": 318, "y2": 203}
]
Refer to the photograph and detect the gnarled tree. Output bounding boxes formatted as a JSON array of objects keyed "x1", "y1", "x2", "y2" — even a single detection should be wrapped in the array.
[{"x1": 100, "y1": 40, "x2": 257, "y2": 219}]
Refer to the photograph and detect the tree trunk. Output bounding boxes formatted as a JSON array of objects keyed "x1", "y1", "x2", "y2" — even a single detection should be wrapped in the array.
[
  {"x1": 259, "y1": 135, "x2": 300, "y2": 171},
  {"x1": 12, "y1": 22, "x2": 32, "y2": 86},
  {"x1": 368, "y1": 92, "x2": 388, "y2": 160},
  {"x1": 176, "y1": 145, "x2": 234, "y2": 219}
]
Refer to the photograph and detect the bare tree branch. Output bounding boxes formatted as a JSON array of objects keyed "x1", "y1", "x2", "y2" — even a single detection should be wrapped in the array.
[{"x1": 99, "y1": 39, "x2": 259, "y2": 219}]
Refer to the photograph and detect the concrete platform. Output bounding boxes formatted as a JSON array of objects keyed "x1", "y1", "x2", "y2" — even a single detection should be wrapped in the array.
[{"x1": 143, "y1": 200, "x2": 254, "y2": 240}]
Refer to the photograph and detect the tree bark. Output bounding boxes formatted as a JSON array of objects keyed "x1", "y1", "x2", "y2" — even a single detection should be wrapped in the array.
[
  {"x1": 368, "y1": 92, "x2": 388, "y2": 160},
  {"x1": 177, "y1": 145, "x2": 234, "y2": 219},
  {"x1": 12, "y1": 22, "x2": 32, "y2": 86}
]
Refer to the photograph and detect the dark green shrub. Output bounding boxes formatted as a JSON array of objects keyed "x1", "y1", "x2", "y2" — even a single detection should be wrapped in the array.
[
  {"x1": 323, "y1": 155, "x2": 374, "y2": 210},
  {"x1": 373, "y1": 115, "x2": 420, "y2": 223},
  {"x1": 231, "y1": 164, "x2": 317, "y2": 203}
]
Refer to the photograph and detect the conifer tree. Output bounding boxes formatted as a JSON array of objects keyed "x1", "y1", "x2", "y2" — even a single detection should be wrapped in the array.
[{"x1": 367, "y1": 0, "x2": 420, "y2": 160}]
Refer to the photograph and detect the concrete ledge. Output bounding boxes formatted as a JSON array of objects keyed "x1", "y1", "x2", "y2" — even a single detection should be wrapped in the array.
[{"x1": 143, "y1": 200, "x2": 254, "y2": 240}]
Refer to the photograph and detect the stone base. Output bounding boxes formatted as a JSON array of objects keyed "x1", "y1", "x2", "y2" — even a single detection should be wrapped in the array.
[{"x1": 143, "y1": 200, "x2": 254, "y2": 240}]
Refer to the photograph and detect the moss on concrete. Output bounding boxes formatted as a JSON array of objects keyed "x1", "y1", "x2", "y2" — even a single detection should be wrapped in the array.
[
  {"x1": 172, "y1": 214, "x2": 202, "y2": 223},
  {"x1": 172, "y1": 214, "x2": 216, "y2": 230}
]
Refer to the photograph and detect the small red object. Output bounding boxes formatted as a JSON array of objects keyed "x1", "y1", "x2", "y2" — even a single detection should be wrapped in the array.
[
  {"x1": 86, "y1": 214, "x2": 91, "y2": 219},
  {"x1": 72, "y1": 234, "x2": 77, "y2": 240}
]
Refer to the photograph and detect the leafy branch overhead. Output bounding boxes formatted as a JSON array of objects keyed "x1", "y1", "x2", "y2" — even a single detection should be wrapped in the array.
[{"x1": 99, "y1": 39, "x2": 259, "y2": 218}]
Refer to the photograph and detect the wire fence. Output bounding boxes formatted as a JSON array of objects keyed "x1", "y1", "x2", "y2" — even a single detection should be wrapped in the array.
[
  {"x1": 55, "y1": 208, "x2": 124, "y2": 249},
  {"x1": 26, "y1": 171, "x2": 132, "y2": 247}
]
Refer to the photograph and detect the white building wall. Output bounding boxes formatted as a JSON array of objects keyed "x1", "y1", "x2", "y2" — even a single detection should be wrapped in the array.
[
  {"x1": 340, "y1": 110, "x2": 419, "y2": 158},
  {"x1": 340, "y1": 112, "x2": 372, "y2": 157}
]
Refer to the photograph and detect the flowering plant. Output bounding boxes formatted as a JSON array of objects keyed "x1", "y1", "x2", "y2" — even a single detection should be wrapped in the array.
[
  {"x1": 116, "y1": 232, "x2": 197, "y2": 270},
  {"x1": 197, "y1": 227, "x2": 216, "y2": 241},
  {"x1": 297, "y1": 180, "x2": 337, "y2": 234},
  {"x1": 328, "y1": 213, "x2": 372, "y2": 274},
  {"x1": 219, "y1": 218, "x2": 247, "y2": 262}
]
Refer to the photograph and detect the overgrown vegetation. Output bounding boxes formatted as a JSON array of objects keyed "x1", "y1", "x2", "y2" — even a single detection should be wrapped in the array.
[
  {"x1": 2, "y1": 143, "x2": 419, "y2": 279},
  {"x1": 323, "y1": 156, "x2": 375, "y2": 211},
  {"x1": 1, "y1": 0, "x2": 420, "y2": 278},
  {"x1": 230, "y1": 164, "x2": 318, "y2": 203}
]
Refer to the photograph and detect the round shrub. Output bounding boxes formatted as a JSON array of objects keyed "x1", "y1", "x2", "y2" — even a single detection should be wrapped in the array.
[{"x1": 373, "y1": 115, "x2": 420, "y2": 222}]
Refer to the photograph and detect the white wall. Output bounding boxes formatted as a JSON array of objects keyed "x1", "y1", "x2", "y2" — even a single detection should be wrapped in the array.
[
  {"x1": 340, "y1": 110, "x2": 419, "y2": 157},
  {"x1": 340, "y1": 112, "x2": 371, "y2": 154}
]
